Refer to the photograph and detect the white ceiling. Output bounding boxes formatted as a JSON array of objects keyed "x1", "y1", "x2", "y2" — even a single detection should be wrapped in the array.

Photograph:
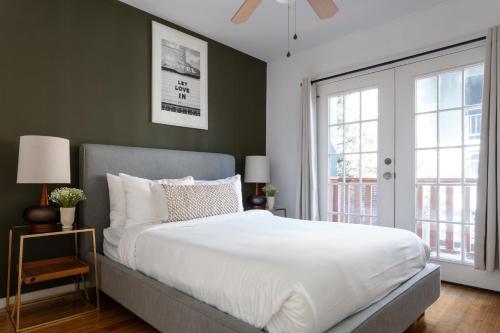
[{"x1": 118, "y1": 0, "x2": 449, "y2": 62}]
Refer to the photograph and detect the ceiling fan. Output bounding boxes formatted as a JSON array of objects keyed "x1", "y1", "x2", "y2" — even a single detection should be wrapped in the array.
[{"x1": 231, "y1": 0, "x2": 338, "y2": 24}]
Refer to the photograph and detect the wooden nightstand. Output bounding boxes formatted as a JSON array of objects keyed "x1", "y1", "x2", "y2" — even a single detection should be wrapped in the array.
[
  {"x1": 5, "y1": 224, "x2": 99, "y2": 332},
  {"x1": 268, "y1": 208, "x2": 287, "y2": 217}
]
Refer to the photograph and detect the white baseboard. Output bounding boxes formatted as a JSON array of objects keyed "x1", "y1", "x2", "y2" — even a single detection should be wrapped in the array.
[{"x1": 0, "y1": 284, "x2": 74, "y2": 310}]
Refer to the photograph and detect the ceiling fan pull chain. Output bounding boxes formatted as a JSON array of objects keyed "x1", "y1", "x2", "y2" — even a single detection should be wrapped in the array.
[
  {"x1": 286, "y1": 1, "x2": 291, "y2": 57},
  {"x1": 293, "y1": 0, "x2": 298, "y2": 40}
]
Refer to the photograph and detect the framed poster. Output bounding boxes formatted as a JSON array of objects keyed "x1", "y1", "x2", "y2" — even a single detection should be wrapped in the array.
[{"x1": 152, "y1": 21, "x2": 208, "y2": 129}]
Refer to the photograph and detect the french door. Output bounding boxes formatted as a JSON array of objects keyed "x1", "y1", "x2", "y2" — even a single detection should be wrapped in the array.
[
  {"x1": 317, "y1": 69, "x2": 395, "y2": 228},
  {"x1": 318, "y1": 46, "x2": 500, "y2": 290},
  {"x1": 396, "y1": 47, "x2": 500, "y2": 290}
]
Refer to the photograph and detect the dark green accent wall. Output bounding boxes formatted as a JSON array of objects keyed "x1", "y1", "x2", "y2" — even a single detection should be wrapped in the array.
[{"x1": 0, "y1": 0, "x2": 266, "y2": 297}]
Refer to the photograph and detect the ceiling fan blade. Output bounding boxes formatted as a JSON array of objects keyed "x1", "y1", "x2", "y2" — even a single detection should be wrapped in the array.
[
  {"x1": 231, "y1": 0, "x2": 262, "y2": 24},
  {"x1": 307, "y1": 0, "x2": 338, "y2": 20}
]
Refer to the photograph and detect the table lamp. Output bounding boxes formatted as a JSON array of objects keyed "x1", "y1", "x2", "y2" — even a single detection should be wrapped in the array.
[
  {"x1": 244, "y1": 156, "x2": 270, "y2": 209},
  {"x1": 17, "y1": 135, "x2": 71, "y2": 232}
]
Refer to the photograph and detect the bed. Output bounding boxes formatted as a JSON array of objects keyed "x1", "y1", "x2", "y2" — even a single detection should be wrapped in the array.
[{"x1": 79, "y1": 143, "x2": 440, "y2": 333}]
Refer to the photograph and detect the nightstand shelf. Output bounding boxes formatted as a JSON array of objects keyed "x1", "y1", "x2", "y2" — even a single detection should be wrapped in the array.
[{"x1": 19, "y1": 256, "x2": 89, "y2": 285}]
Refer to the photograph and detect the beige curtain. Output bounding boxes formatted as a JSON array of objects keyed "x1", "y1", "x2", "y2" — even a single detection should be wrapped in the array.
[
  {"x1": 475, "y1": 26, "x2": 500, "y2": 271},
  {"x1": 295, "y1": 78, "x2": 319, "y2": 220}
]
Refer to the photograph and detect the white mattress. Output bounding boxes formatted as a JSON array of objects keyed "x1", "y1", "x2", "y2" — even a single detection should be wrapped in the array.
[
  {"x1": 103, "y1": 227, "x2": 124, "y2": 262},
  {"x1": 116, "y1": 210, "x2": 429, "y2": 333}
]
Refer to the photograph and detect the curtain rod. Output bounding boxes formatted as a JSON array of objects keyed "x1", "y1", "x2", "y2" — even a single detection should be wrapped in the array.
[{"x1": 311, "y1": 36, "x2": 486, "y2": 85}]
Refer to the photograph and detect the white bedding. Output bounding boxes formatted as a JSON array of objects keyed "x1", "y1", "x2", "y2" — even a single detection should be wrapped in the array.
[
  {"x1": 103, "y1": 238, "x2": 120, "y2": 261},
  {"x1": 116, "y1": 210, "x2": 429, "y2": 333},
  {"x1": 103, "y1": 226, "x2": 125, "y2": 247},
  {"x1": 103, "y1": 227, "x2": 125, "y2": 262}
]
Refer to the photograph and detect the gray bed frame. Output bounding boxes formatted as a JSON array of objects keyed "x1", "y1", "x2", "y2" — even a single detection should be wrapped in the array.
[{"x1": 79, "y1": 143, "x2": 440, "y2": 333}]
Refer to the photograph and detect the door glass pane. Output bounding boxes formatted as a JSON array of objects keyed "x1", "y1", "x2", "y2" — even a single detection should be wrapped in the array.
[
  {"x1": 328, "y1": 183, "x2": 344, "y2": 214},
  {"x1": 347, "y1": 184, "x2": 360, "y2": 214},
  {"x1": 329, "y1": 126, "x2": 343, "y2": 154},
  {"x1": 464, "y1": 108, "x2": 481, "y2": 145},
  {"x1": 362, "y1": 216, "x2": 378, "y2": 225},
  {"x1": 439, "y1": 186, "x2": 462, "y2": 222},
  {"x1": 439, "y1": 110, "x2": 462, "y2": 147},
  {"x1": 329, "y1": 213, "x2": 344, "y2": 223},
  {"x1": 329, "y1": 96, "x2": 344, "y2": 125},
  {"x1": 439, "y1": 148, "x2": 462, "y2": 181},
  {"x1": 416, "y1": 113, "x2": 437, "y2": 148},
  {"x1": 464, "y1": 186, "x2": 477, "y2": 224},
  {"x1": 361, "y1": 89, "x2": 378, "y2": 120},
  {"x1": 361, "y1": 121, "x2": 377, "y2": 152},
  {"x1": 416, "y1": 149, "x2": 437, "y2": 181},
  {"x1": 416, "y1": 76, "x2": 437, "y2": 113},
  {"x1": 360, "y1": 183, "x2": 377, "y2": 216},
  {"x1": 439, "y1": 71, "x2": 462, "y2": 109},
  {"x1": 414, "y1": 64, "x2": 483, "y2": 265},
  {"x1": 415, "y1": 185, "x2": 438, "y2": 220},
  {"x1": 344, "y1": 154, "x2": 360, "y2": 178},
  {"x1": 344, "y1": 124, "x2": 360, "y2": 153},
  {"x1": 464, "y1": 225, "x2": 475, "y2": 263},
  {"x1": 361, "y1": 153, "x2": 377, "y2": 179},
  {"x1": 464, "y1": 146, "x2": 480, "y2": 181},
  {"x1": 344, "y1": 92, "x2": 360, "y2": 122},
  {"x1": 416, "y1": 221, "x2": 437, "y2": 257},
  {"x1": 329, "y1": 155, "x2": 343, "y2": 179},
  {"x1": 327, "y1": 87, "x2": 379, "y2": 225},
  {"x1": 439, "y1": 223, "x2": 462, "y2": 261},
  {"x1": 346, "y1": 215, "x2": 361, "y2": 224},
  {"x1": 464, "y1": 65, "x2": 484, "y2": 106}
]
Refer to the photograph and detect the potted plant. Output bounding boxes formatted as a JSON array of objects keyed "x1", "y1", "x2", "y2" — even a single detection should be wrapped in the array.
[
  {"x1": 262, "y1": 185, "x2": 278, "y2": 210},
  {"x1": 49, "y1": 187, "x2": 86, "y2": 229}
]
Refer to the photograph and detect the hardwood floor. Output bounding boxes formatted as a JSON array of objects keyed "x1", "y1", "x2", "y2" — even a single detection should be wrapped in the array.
[
  {"x1": 0, "y1": 282, "x2": 499, "y2": 332},
  {"x1": 406, "y1": 283, "x2": 500, "y2": 333},
  {"x1": 0, "y1": 292, "x2": 156, "y2": 333}
]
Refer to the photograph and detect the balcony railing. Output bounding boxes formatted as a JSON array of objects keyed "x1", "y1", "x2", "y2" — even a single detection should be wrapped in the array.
[
  {"x1": 328, "y1": 177, "x2": 377, "y2": 223},
  {"x1": 328, "y1": 177, "x2": 475, "y2": 262}
]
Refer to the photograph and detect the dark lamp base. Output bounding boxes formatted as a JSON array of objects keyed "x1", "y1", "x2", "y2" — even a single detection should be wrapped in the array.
[
  {"x1": 30, "y1": 223, "x2": 57, "y2": 234},
  {"x1": 247, "y1": 195, "x2": 267, "y2": 210},
  {"x1": 23, "y1": 205, "x2": 59, "y2": 232}
]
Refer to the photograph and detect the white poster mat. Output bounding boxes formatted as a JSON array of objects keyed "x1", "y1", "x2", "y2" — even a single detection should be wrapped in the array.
[{"x1": 152, "y1": 21, "x2": 208, "y2": 130}]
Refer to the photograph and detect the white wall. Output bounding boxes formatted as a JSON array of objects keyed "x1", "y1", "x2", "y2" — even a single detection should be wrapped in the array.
[{"x1": 266, "y1": 0, "x2": 500, "y2": 217}]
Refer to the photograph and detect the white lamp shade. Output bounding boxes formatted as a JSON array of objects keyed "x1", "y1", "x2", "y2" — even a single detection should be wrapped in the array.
[
  {"x1": 17, "y1": 135, "x2": 71, "y2": 184},
  {"x1": 244, "y1": 156, "x2": 270, "y2": 183}
]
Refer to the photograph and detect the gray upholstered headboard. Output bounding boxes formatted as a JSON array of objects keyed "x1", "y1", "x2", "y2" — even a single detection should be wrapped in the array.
[{"x1": 79, "y1": 144, "x2": 235, "y2": 254}]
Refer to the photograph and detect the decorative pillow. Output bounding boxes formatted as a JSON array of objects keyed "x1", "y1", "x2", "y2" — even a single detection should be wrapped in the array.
[
  {"x1": 106, "y1": 173, "x2": 127, "y2": 228},
  {"x1": 194, "y1": 174, "x2": 244, "y2": 212},
  {"x1": 160, "y1": 184, "x2": 240, "y2": 223},
  {"x1": 119, "y1": 173, "x2": 194, "y2": 227}
]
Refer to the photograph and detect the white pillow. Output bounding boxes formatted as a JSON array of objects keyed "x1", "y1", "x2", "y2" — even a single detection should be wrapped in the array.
[
  {"x1": 119, "y1": 173, "x2": 194, "y2": 227},
  {"x1": 106, "y1": 173, "x2": 126, "y2": 228},
  {"x1": 194, "y1": 174, "x2": 243, "y2": 212}
]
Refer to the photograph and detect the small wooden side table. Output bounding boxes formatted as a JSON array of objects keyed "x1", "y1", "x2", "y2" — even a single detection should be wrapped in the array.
[
  {"x1": 5, "y1": 224, "x2": 100, "y2": 332},
  {"x1": 268, "y1": 208, "x2": 287, "y2": 217}
]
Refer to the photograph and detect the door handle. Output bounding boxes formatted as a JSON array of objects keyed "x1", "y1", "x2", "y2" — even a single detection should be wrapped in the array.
[{"x1": 383, "y1": 172, "x2": 393, "y2": 180}]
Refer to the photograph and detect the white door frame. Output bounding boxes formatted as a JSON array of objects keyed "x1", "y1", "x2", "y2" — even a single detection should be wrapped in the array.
[{"x1": 317, "y1": 69, "x2": 395, "y2": 227}]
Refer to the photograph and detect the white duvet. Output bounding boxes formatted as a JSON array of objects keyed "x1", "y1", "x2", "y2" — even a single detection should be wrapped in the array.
[{"x1": 117, "y1": 210, "x2": 429, "y2": 333}]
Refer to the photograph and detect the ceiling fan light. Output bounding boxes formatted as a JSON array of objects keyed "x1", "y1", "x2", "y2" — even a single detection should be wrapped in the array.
[{"x1": 276, "y1": 0, "x2": 295, "y2": 4}]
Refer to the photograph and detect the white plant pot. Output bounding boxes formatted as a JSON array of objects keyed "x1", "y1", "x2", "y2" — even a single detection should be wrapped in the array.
[
  {"x1": 267, "y1": 196, "x2": 276, "y2": 210},
  {"x1": 60, "y1": 207, "x2": 76, "y2": 230}
]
